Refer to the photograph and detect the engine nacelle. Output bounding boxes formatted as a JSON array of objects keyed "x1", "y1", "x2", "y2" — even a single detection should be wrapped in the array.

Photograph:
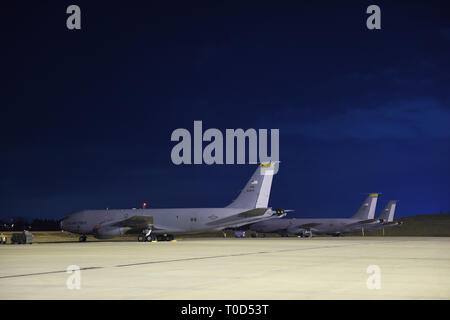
[{"x1": 94, "y1": 226, "x2": 127, "y2": 239}]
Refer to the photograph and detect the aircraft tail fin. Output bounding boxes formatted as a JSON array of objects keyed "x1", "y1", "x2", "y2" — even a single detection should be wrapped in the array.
[
  {"x1": 226, "y1": 162, "x2": 278, "y2": 209},
  {"x1": 351, "y1": 193, "x2": 379, "y2": 220},
  {"x1": 378, "y1": 200, "x2": 397, "y2": 222}
]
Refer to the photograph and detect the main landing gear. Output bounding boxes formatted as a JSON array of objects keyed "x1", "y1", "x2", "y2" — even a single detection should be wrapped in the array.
[
  {"x1": 156, "y1": 234, "x2": 174, "y2": 241},
  {"x1": 138, "y1": 229, "x2": 155, "y2": 242},
  {"x1": 298, "y1": 231, "x2": 313, "y2": 238},
  {"x1": 79, "y1": 235, "x2": 87, "y2": 242},
  {"x1": 138, "y1": 231, "x2": 174, "y2": 242},
  {"x1": 332, "y1": 233, "x2": 344, "y2": 237},
  {"x1": 138, "y1": 234, "x2": 155, "y2": 242}
]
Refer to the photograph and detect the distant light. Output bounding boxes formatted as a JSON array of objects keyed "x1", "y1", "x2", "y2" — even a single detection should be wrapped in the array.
[{"x1": 143, "y1": 202, "x2": 148, "y2": 208}]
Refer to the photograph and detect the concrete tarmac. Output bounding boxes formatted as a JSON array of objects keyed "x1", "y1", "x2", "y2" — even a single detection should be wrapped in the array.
[{"x1": 1, "y1": 237, "x2": 449, "y2": 299}]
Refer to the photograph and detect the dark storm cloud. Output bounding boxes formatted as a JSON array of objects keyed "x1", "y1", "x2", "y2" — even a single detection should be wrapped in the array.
[
  {"x1": 440, "y1": 27, "x2": 450, "y2": 41},
  {"x1": 281, "y1": 99, "x2": 450, "y2": 140},
  {"x1": 1, "y1": 1, "x2": 450, "y2": 220}
]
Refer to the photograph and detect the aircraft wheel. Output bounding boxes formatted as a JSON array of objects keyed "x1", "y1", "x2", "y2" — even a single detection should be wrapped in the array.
[
  {"x1": 145, "y1": 234, "x2": 154, "y2": 242},
  {"x1": 138, "y1": 234, "x2": 145, "y2": 242},
  {"x1": 79, "y1": 235, "x2": 87, "y2": 242},
  {"x1": 156, "y1": 234, "x2": 173, "y2": 241}
]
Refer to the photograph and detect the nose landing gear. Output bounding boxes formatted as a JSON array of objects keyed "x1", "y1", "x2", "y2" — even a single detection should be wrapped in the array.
[{"x1": 297, "y1": 231, "x2": 312, "y2": 238}]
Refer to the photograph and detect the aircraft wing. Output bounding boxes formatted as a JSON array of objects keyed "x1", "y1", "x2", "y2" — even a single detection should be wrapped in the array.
[
  {"x1": 111, "y1": 215, "x2": 154, "y2": 229},
  {"x1": 110, "y1": 215, "x2": 179, "y2": 233},
  {"x1": 295, "y1": 223, "x2": 322, "y2": 229}
]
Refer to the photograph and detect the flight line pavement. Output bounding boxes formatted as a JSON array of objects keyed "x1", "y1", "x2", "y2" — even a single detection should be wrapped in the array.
[{"x1": 0, "y1": 237, "x2": 449, "y2": 299}]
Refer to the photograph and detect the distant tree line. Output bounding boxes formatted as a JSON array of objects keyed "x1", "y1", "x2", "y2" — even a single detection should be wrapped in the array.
[{"x1": 0, "y1": 217, "x2": 60, "y2": 231}]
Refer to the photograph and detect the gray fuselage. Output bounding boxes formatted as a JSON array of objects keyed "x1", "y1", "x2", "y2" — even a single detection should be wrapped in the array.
[
  {"x1": 249, "y1": 218, "x2": 373, "y2": 235},
  {"x1": 61, "y1": 207, "x2": 274, "y2": 238}
]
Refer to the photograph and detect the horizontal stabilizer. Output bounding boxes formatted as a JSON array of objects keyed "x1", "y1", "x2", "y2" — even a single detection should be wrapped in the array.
[
  {"x1": 206, "y1": 208, "x2": 268, "y2": 226},
  {"x1": 346, "y1": 218, "x2": 381, "y2": 228}
]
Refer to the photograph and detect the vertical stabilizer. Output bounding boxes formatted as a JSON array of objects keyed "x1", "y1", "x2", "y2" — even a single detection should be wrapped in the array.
[
  {"x1": 351, "y1": 193, "x2": 379, "y2": 219},
  {"x1": 378, "y1": 200, "x2": 397, "y2": 222},
  {"x1": 227, "y1": 163, "x2": 278, "y2": 209}
]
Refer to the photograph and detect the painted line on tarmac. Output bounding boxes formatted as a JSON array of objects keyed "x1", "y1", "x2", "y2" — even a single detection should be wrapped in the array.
[
  {"x1": 114, "y1": 239, "x2": 419, "y2": 267},
  {"x1": 0, "y1": 244, "x2": 356, "y2": 278},
  {"x1": 115, "y1": 251, "x2": 271, "y2": 267},
  {"x1": 0, "y1": 267, "x2": 103, "y2": 279},
  {"x1": 0, "y1": 239, "x2": 412, "y2": 279},
  {"x1": 113, "y1": 243, "x2": 364, "y2": 267}
]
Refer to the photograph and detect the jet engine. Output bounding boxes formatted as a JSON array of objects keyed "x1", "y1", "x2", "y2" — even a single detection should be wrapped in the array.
[{"x1": 93, "y1": 226, "x2": 128, "y2": 239}]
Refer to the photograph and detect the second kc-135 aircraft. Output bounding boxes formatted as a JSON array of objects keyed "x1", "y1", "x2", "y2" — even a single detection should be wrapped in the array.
[
  {"x1": 60, "y1": 163, "x2": 288, "y2": 242},
  {"x1": 356, "y1": 200, "x2": 403, "y2": 233},
  {"x1": 246, "y1": 193, "x2": 383, "y2": 237}
]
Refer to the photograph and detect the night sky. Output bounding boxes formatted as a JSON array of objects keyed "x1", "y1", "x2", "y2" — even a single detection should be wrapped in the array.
[{"x1": 1, "y1": 1, "x2": 450, "y2": 221}]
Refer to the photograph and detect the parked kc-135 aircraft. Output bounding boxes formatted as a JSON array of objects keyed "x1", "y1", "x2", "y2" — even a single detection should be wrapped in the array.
[
  {"x1": 357, "y1": 200, "x2": 402, "y2": 233},
  {"x1": 60, "y1": 163, "x2": 288, "y2": 242},
  {"x1": 245, "y1": 193, "x2": 386, "y2": 237}
]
